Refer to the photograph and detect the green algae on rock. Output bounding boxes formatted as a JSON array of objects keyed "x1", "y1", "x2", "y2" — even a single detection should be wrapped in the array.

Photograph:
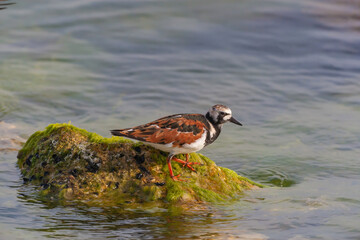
[{"x1": 17, "y1": 123, "x2": 262, "y2": 206}]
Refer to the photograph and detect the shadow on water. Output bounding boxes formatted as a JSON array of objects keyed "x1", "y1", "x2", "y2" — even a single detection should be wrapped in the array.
[{"x1": 0, "y1": 0, "x2": 15, "y2": 11}]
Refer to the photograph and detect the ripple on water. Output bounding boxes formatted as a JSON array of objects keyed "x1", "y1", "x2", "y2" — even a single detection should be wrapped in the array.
[{"x1": 0, "y1": 121, "x2": 24, "y2": 152}]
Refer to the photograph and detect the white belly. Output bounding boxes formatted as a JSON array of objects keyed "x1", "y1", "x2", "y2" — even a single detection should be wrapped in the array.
[{"x1": 144, "y1": 131, "x2": 207, "y2": 155}]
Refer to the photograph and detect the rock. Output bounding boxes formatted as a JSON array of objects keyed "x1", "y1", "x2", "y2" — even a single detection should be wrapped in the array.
[{"x1": 17, "y1": 123, "x2": 263, "y2": 207}]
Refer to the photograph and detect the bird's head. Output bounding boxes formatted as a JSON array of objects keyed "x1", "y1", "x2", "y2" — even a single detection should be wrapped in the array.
[{"x1": 206, "y1": 104, "x2": 242, "y2": 126}]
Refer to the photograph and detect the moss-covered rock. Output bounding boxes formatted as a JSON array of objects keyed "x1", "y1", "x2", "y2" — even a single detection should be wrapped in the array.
[{"x1": 17, "y1": 123, "x2": 262, "y2": 207}]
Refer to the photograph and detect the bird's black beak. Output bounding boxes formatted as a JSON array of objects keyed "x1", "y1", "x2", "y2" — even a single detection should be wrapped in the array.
[{"x1": 229, "y1": 117, "x2": 242, "y2": 126}]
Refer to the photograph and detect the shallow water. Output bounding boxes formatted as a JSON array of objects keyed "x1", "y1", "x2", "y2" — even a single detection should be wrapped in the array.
[{"x1": 1, "y1": 0, "x2": 360, "y2": 239}]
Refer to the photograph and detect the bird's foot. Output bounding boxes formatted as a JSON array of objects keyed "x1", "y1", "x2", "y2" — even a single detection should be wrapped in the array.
[
  {"x1": 182, "y1": 161, "x2": 202, "y2": 172},
  {"x1": 171, "y1": 174, "x2": 186, "y2": 182},
  {"x1": 172, "y1": 158, "x2": 202, "y2": 172}
]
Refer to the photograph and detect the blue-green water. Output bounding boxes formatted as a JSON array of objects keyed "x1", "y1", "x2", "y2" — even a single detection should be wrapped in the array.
[{"x1": 1, "y1": 0, "x2": 360, "y2": 239}]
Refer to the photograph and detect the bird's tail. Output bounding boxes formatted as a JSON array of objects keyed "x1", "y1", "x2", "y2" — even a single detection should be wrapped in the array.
[{"x1": 110, "y1": 129, "x2": 128, "y2": 137}]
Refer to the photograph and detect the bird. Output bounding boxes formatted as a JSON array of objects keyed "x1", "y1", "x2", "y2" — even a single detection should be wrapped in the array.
[{"x1": 110, "y1": 104, "x2": 242, "y2": 181}]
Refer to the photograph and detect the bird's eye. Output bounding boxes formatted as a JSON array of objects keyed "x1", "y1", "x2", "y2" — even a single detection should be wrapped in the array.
[{"x1": 220, "y1": 112, "x2": 225, "y2": 116}]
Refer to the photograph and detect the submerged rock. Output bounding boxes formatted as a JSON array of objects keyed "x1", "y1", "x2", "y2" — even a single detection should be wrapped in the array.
[{"x1": 17, "y1": 123, "x2": 262, "y2": 207}]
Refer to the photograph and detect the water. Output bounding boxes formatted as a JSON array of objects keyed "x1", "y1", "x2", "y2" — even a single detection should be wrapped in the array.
[{"x1": 1, "y1": 0, "x2": 360, "y2": 239}]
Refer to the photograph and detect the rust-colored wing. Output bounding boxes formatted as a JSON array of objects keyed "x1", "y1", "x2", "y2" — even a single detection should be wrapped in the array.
[{"x1": 111, "y1": 114, "x2": 209, "y2": 147}]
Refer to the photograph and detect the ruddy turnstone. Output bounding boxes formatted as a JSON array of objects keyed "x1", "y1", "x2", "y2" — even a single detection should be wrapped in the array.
[{"x1": 111, "y1": 104, "x2": 242, "y2": 181}]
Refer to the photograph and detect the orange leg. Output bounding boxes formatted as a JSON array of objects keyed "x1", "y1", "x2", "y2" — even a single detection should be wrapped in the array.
[{"x1": 167, "y1": 154, "x2": 185, "y2": 181}]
